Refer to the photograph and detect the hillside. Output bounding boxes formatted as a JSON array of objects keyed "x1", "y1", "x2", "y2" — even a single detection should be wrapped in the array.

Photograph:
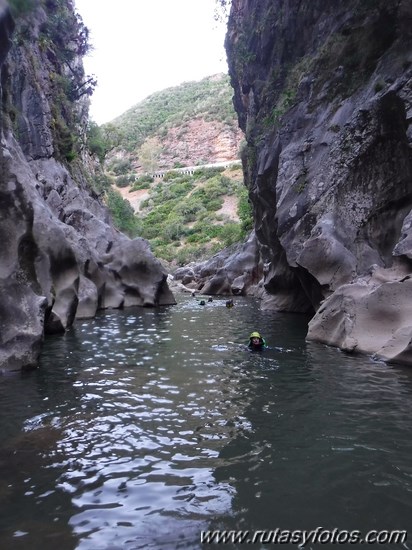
[
  {"x1": 106, "y1": 162, "x2": 252, "y2": 267},
  {"x1": 100, "y1": 74, "x2": 250, "y2": 266},
  {"x1": 103, "y1": 73, "x2": 244, "y2": 175}
]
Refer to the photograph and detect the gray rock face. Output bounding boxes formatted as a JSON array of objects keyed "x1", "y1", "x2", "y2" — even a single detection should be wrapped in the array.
[
  {"x1": 225, "y1": 0, "x2": 412, "y2": 363},
  {"x1": 307, "y1": 262, "x2": 412, "y2": 365},
  {"x1": 0, "y1": 4, "x2": 175, "y2": 372},
  {"x1": 0, "y1": 132, "x2": 175, "y2": 373},
  {"x1": 173, "y1": 232, "x2": 263, "y2": 297}
]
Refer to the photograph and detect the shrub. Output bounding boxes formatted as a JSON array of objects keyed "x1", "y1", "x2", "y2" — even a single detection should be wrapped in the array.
[
  {"x1": 140, "y1": 198, "x2": 151, "y2": 209},
  {"x1": 86, "y1": 121, "x2": 108, "y2": 163},
  {"x1": 162, "y1": 217, "x2": 186, "y2": 242},
  {"x1": 175, "y1": 196, "x2": 204, "y2": 219},
  {"x1": 163, "y1": 170, "x2": 182, "y2": 182},
  {"x1": 220, "y1": 223, "x2": 242, "y2": 247},
  {"x1": 193, "y1": 166, "x2": 224, "y2": 180},
  {"x1": 115, "y1": 175, "x2": 135, "y2": 187},
  {"x1": 205, "y1": 197, "x2": 224, "y2": 212},
  {"x1": 105, "y1": 189, "x2": 140, "y2": 236},
  {"x1": 110, "y1": 158, "x2": 132, "y2": 175},
  {"x1": 237, "y1": 186, "x2": 253, "y2": 232},
  {"x1": 130, "y1": 180, "x2": 150, "y2": 191},
  {"x1": 137, "y1": 174, "x2": 154, "y2": 185},
  {"x1": 374, "y1": 79, "x2": 385, "y2": 93}
]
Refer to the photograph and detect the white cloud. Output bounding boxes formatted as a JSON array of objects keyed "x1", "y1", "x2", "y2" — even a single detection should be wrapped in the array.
[{"x1": 75, "y1": 0, "x2": 228, "y2": 124}]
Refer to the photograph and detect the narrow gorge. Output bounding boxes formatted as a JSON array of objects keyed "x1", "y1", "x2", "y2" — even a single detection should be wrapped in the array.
[
  {"x1": 185, "y1": 0, "x2": 412, "y2": 365},
  {"x1": 1, "y1": 0, "x2": 412, "y2": 370}
]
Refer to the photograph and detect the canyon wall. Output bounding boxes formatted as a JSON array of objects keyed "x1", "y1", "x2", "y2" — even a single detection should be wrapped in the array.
[
  {"x1": 224, "y1": 0, "x2": 412, "y2": 364},
  {"x1": 0, "y1": 1, "x2": 174, "y2": 372}
]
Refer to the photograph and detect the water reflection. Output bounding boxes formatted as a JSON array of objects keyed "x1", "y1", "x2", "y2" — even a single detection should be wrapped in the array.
[
  {"x1": 212, "y1": 341, "x2": 412, "y2": 547},
  {"x1": 0, "y1": 295, "x2": 411, "y2": 549}
]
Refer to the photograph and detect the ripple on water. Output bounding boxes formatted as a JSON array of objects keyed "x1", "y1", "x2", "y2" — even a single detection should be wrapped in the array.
[{"x1": 1, "y1": 296, "x2": 412, "y2": 549}]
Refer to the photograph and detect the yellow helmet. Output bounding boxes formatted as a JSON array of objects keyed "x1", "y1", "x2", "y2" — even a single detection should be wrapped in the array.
[{"x1": 250, "y1": 331, "x2": 261, "y2": 338}]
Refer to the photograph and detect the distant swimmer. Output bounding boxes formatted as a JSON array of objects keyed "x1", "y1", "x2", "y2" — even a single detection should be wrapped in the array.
[
  {"x1": 225, "y1": 299, "x2": 234, "y2": 308},
  {"x1": 248, "y1": 331, "x2": 267, "y2": 352}
]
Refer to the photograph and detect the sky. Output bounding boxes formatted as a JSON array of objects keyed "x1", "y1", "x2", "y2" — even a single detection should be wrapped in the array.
[{"x1": 74, "y1": 0, "x2": 229, "y2": 124}]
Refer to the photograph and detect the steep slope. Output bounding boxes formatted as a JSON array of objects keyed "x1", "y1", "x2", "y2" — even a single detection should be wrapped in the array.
[
  {"x1": 223, "y1": 0, "x2": 412, "y2": 364},
  {"x1": 116, "y1": 164, "x2": 249, "y2": 267},
  {"x1": 100, "y1": 75, "x2": 248, "y2": 267},
  {"x1": 0, "y1": 1, "x2": 174, "y2": 372},
  {"x1": 104, "y1": 74, "x2": 243, "y2": 174}
]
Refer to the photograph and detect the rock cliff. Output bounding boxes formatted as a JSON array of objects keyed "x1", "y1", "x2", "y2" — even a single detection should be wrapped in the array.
[
  {"x1": 0, "y1": 1, "x2": 175, "y2": 372},
  {"x1": 153, "y1": 114, "x2": 242, "y2": 171},
  {"x1": 223, "y1": 0, "x2": 412, "y2": 364}
]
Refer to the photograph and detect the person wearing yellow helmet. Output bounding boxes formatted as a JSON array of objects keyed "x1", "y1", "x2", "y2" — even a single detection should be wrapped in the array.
[{"x1": 248, "y1": 331, "x2": 267, "y2": 351}]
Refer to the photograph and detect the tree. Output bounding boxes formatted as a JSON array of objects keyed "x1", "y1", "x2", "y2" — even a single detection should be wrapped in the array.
[
  {"x1": 101, "y1": 123, "x2": 125, "y2": 153},
  {"x1": 86, "y1": 121, "x2": 107, "y2": 163},
  {"x1": 105, "y1": 189, "x2": 140, "y2": 236},
  {"x1": 138, "y1": 137, "x2": 161, "y2": 173},
  {"x1": 214, "y1": 0, "x2": 232, "y2": 22}
]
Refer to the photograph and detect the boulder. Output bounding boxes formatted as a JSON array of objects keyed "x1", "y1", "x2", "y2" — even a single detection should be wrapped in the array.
[
  {"x1": 173, "y1": 232, "x2": 263, "y2": 296},
  {"x1": 307, "y1": 262, "x2": 412, "y2": 360}
]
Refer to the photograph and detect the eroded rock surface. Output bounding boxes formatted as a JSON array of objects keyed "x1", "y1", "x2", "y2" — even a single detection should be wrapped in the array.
[
  {"x1": 225, "y1": 0, "x2": 412, "y2": 362},
  {"x1": 307, "y1": 262, "x2": 412, "y2": 364},
  {"x1": 0, "y1": 3, "x2": 175, "y2": 372},
  {"x1": 173, "y1": 232, "x2": 263, "y2": 297}
]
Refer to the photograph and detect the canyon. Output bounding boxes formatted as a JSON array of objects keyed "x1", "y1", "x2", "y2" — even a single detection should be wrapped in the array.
[{"x1": 1, "y1": 0, "x2": 412, "y2": 370}]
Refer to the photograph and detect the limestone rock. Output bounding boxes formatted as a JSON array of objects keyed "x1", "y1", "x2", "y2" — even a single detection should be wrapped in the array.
[
  {"x1": 307, "y1": 264, "x2": 412, "y2": 361},
  {"x1": 76, "y1": 275, "x2": 98, "y2": 319},
  {"x1": 100, "y1": 238, "x2": 175, "y2": 308}
]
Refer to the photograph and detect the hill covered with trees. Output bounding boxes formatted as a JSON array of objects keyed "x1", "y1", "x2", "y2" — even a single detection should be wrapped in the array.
[
  {"x1": 88, "y1": 74, "x2": 250, "y2": 266},
  {"x1": 103, "y1": 73, "x2": 243, "y2": 173}
]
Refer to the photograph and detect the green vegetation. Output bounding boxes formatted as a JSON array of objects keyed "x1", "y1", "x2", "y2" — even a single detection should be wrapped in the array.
[
  {"x1": 93, "y1": 72, "x2": 246, "y2": 264},
  {"x1": 31, "y1": 0, "x2": 97, "y2": 162},
  {"x1": 101, "y1": 165, "x2": 252, "y2": 266},
  {"x1": 374, "y1": 79, "x2": 385, "y2": 93},
  {"x1": 237, "y1": 185, "x2": 254, "y2": 232},
  {"x1": 131, "y1": 174, "x2": 154, "y2": 188},
  {"x1": 290, "y1": 160, "x2": 309, "y2": 194},
  {"x1": 86, "y1": 121, "x2": 108, "y2": 163},
  {"x1": 106, "y1": 188, "x2": 141, "y2": 237},
  {"x1": 306, "y1": 8, "x2": 396, "y2": 102},
  {"x1": 329, "y1": 124, "x2": 340, "y2": 133},
  {"x1": 232, "y1": 0, "x2": 398, "y2": 141},
  {"x1": 8, "y1": 0, "x2": 36, "y2": 17},
  {"x1": 114, "y1": 174, "x2": 136, "y2": 188},
  {"x1": 103, "y1": 74, "x2": 238, "y2": 156},
  {"x1": 263, "y1": 89, "x2": 296, "y2": 128}
]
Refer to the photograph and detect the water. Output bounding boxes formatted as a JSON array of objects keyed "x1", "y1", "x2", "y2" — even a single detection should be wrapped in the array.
[{"x1": 0, "y1": 294, "x2": 411, "y2": 549}]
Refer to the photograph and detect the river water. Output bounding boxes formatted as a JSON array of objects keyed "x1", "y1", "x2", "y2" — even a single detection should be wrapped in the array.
[{"x1": 0, "y1": 294, "x2": 411, "y2": 549}]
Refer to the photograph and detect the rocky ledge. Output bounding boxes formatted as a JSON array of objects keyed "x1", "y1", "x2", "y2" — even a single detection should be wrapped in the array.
[{"x1": 172, "y1": 232, "x2": 263, "y2": 297}]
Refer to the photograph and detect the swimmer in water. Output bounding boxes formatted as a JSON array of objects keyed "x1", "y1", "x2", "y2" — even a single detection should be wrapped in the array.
[{"x1": 247, "y1": 331, "x2": 267, "y2": 351}]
